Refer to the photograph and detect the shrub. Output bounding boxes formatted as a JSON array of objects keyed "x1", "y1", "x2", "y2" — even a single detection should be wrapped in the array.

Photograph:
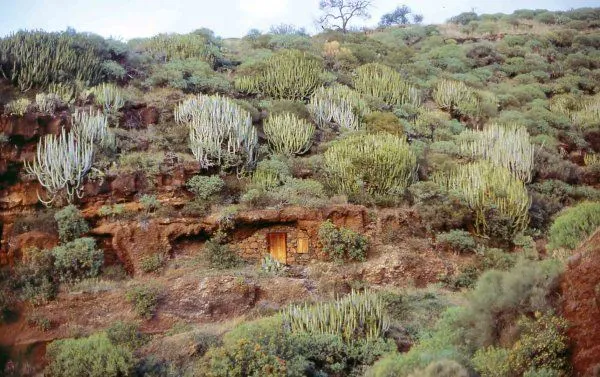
[
  {"x1": 186, "y1": 175, "x2": 225, "y2": 201},
  {"x1": 54, "y1": 204, "x2": 89, "y2": 243},
  {"x1": 472, "y1": 347, "x2": 511, "y2": 377},
  {"x1": 88, "y1": 82, "x2": 126, "y2": 114},
  {"x1": 16, "y1": 247, "x2": 57, "y2": 305},
  {"x1": 106, "y1": 321, "x2": 148, "y2": 350},
  {"x1": 235, "y1": 49, "x2": 325, "y2": 100},
  {"x1": 52, "y1": 238, "x2": 103, "y2": 283},
  {"x1": 324, "y1": 133, "x2": 417, "y2": 203},
  {"x1": 408, "y1": 359, "x2": 469, "y2": 377},
  {"x1": 263, "y1": 113, "x2": 315, "y2": 155},
  {"x1": 282, "y1": 289, "x2": 389, "y2": 343},
  {"x1": 408, "y1": 181, "x2": 471, "y2": 232},
  {"x1": 547, "y1": 201, "x2": 600, "y2": 251},
  {"x1": 126, "y1": 285, "x2": 161, "y2": 319},
  {"x1": 205, "y1": 231, "x2": 241, "y2": 269},
  {"x1": 436, "y1": 230, "x2": 477, "y2": 253},
  {"x1": 144, "y1": 58, "x2": 231, "y2": 93},
  {"x1": 364, "y1": 111, "x2": 404, "y2": 135},
  {"x1": 267, "y1": 99, "x2": 312, "y2": 121},
  {"x1": 45, "y1": 332, "x2": 135, "y2": 377},
  {"x1": 139, "y1": 194, "x2": 160, "y2": 213},
  {"x1": 140, "y1": 253, "x2": 165, "y2": 273},
  {"x1": 318, "y1": 220, "x2": 369, "y2": 262},
  {"x1": 458, "y1": 259, "x2": 563, "y2": 349},
  {"x1": 199, "y1": 338, "x2": 287, "y2": 377}
]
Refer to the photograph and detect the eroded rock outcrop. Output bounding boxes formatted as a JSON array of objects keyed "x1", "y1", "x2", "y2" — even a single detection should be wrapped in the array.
[{"x1": 561, "y1": 230, "x2": 600, "y2": 376}]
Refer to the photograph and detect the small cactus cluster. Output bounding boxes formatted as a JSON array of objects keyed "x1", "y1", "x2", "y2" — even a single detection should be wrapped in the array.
[
  {"x1": 309, "y1": 85, "x2": 370, "y2": 131},
  {"x1": 584, "y1": 152, "x2": 600, "y2": 167},
  {"x1": 4, "y1": 98, "x2": 30, "y2": 116},
  {"x1": 458, "y1": 123, "x2": 535, "y2": 183},
  {"x1": 88, "y1": 83, "x2": 126, "y2": 114},
  {"x1": 550, "y1": 93, "x2": 600, "y2": 130},
  {"x1": 0, "y1": 30, "x2": 105, "y2": 91},
  {"x1": 174, "y1": 94, "x2": 258, "y2": 169},
  {"x1": 324, "y1": 133, "x2": 417, "y2": 199},
  {"x1": 433, "y1": 79, "x2": 478, "y2": 115},
  {"x1": 130, "y1": 32, "x2": 221, "y2": 66},
  {"x1": 34, "y1": 93, "x2": 62, "y2": 114},
  {"x1": 353, "y1": 63, "x2": 421, "y2": 107},
  {"x1": 25, "y1": 110, "x2": 108, "y2": 205},
  {"x1": 235, "y1": 50, "x2": 325, "y2": 100},
  {"x1": 281, "y1": 289, "x2": 389, "y2": 343},
  {"x1": 260, "y1": 254, "x2": 286, "y2": 276},
  {"x1": 263, "y1": 113, "x2": 316, "y2": 155},
  {"x1": 432, "y1": 161, "x2": 530, "y2": 237}
]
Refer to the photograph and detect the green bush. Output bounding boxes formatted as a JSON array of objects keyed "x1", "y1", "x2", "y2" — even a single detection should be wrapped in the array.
[
  {"x1": 364, "y1": 111, "x2": 404, "y2": 135},
  {"x1": 458, "y1": 259, "x2": 563, "y2": 349},
  {"x1": 54, "y1": 205, "x2": 89, "y2": 243},
  {"x1": 263, "y1": 113, "x2": 315, "y2": 155},
  {"x1": 140, "y1": 253, "x2": 165, "y2": 273},
  {"x1": 139, "y1": 194, "x2": 160, "y2": 214},
  {"x1": 16, "y1": 247, "x2": 57, "y2": 305},
  {"x1": 471, "y1": 347, "x2": 511, "y2": 377},
  {"x1": 106, "y1": 321, "x2": 148, "y2": 350},
  {"x1": 52, "y1": 238, "x2": 103, "y2": 283},
  {"x1": 205, "y1": 231, "x2": 241, "y2": 269},
  {"x1": 45, "y1": 332, "x2": 135, "y2": 377},
  {"x1": 547, "y1": 201, "x2": 600, "y2": 251},
  {"x1": 143, "y1": 58, "x2": 230, "y2": 93},
  {"x1": 186, "y1": 175, "x2": 225, "y2": 201},
  {"x1": 436, "y1": 230, "x2": 477, "y2": 253},
  {"x1": 267, "y1": 99, "x2": 312, "y2": 121},
  {"x1": 408, "y1": 359, "x2": 468, "y2": 377},
  {"x1": 126, "y1": 285, "x2": 161, "y2": 319},
  {"x1": 318, "y1": 220, "x2": 369, "y2": 262}
]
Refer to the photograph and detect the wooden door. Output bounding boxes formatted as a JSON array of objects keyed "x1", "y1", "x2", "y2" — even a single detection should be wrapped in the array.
[{"x1": 267, "y1": 233, "x2": 287, "y2": 264}]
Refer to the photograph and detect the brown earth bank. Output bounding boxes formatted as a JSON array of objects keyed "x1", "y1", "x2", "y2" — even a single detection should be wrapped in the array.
[{"x1": 560, "y1": 230, "x2": 600, "y2": 377}]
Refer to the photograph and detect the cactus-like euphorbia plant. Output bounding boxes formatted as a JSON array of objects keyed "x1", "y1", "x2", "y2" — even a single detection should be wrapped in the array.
[
  {"x1": 174, "y1": 94, "x2": 258, "y2": 169},
  {"x1": 25, "y1": 129, "x2": 95, "y2": 205},
  {"x1": 309, "y1": 85, "x2": 370, "y2": 130},
  {"x1": 263, "y1": 113, "x2": 315, "y2": 155},
  {"x1": 432, "y1": 161, "x2": 530, "y2": 238},
  {"x1": 353, "y1": 63, "x2": 421, "y2": 107},
  {"x1": 282, "y1": 289, "x2": 389, "y2": 343},
  {"x1": 234, "y1": 50, "x2": 325, "y2": 100},
  {"x1": 459, "y1": 123, "x2": 535, "y2": 183},
  {"x1": 324, "y1": 133, "x2": 417, "y2": 200}
]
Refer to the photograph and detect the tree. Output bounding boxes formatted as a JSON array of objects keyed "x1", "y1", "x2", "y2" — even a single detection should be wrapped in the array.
[
  {"x1": 317, "y1": 0, "x2": 373, "y2": 33},
  {"x1": 379, "y1": 5, "x2": 412, "y2": 26}
]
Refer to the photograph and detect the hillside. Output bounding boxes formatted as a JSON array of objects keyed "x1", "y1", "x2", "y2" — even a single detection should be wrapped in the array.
[{"x1": 1, "y1": 6, "x2": 600, "y2": 377}]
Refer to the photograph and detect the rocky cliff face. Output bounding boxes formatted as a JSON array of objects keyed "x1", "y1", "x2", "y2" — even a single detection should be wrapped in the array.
[{"x1": 561, "y1": 230, "x2": 600, "y2": 376}]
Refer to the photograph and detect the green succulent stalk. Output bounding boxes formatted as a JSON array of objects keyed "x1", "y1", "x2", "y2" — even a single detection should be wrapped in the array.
[
  {"x1": 71, "y1": 109, "x2": 109, "y2": 146},
  {"x1": 282, "y1": 289, "x2": 389, "y2": 343},
  {"x1": 88, "y1": 83, "x2": 125, "y2": 114},
  {"x1": 459, "y1": 123, "x2": 535, "y2": 183},
  {"x1": 432, "y1": 161, "x2": 530, "y2": 237},
  {"x1": 324, "y1": 133, "x2": 417, "y2": 199},
  {"x1": 263, "y1": 113, "x2": 316, "y2": 155},
  {"x1": 24, "y1": 129, "x2": 95, "y2": 205},
  {"x1": 174, "y1": 94, "x2": 257, "y2": 169},
  {"x1": 234, "y1": 50, "x2": 325, "y2": 100},
  {"x1": 353, "y1": 63, "x2": 421, "y2": 107},
  {"x1": 309, "y1": 85, "x2": 370, "y2": 130}
]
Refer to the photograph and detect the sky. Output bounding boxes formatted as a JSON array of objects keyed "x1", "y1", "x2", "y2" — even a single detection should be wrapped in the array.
[{"x1": 0, "y1": 0, "x2": 598, "y2": 40}]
